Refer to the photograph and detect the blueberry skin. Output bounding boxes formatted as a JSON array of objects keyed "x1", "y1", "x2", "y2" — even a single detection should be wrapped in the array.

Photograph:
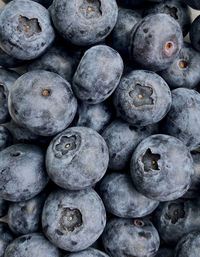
[
  {"x1": 130, "y1": 14, "x2": 183, "y2": 71},
  {"x1": 117, "y1": 0, "x2": 146, "y2": 7},
  {"x1": 0, "y1": 126, "x2": 12, "y2": 151},
  {"x1": 2, "y1": 0, "x2": 53, "y2": 8},
  {"x1": 0, "y1": 199, "x2": 9, "y2": 218},
  {"x1": 0, "y1": 0, "x2": 55, "y2": 60},
  {"x1": 0, "y1": 222, "x2": 14, "y2": 257},
  {"x1": 65, "y1": 248, "x2": 109, "y2": 257},
  {"x1": 7, "y1": 192, "x2": 46, "y2": 235},
  {"x1": 155, "y1": 247, "x2": 174, "y2": 257},
  {"x1": 130, "y1": 134, "x2": 194, "y2": 201},
  {"x1": 46, "y1": 127, "x2": 109, "y2": 190},
  {"x1": 190, "y1": 15, "x2": 200, "y2": 52},
  {"x1": 8, "y1": 70, "x2": 77, "y2": 137},
  {"x1": 113, "y1": 70, "x2": 172, "y2": 126},
  {"x1": 153, "y1": 198, "x2": 200, "y2": 246},
  {"x1": 50, "y1": 0, "x2": 118, "y2": 46},
  {"x1": 73, "y1": 101, "x2": 113, "y2": 133},
  {"x1": 162, "y1": 88, "x2": 200, "y2": 150},
  {"x1": 174, "y1": 231, "x2": 200, "y2": 257},
  {"x1": 102, "y1": 119, "x2": 158, "y2": 170},
  {"x1": 0, "y1": 48, "x2": 24, "y2": 68},
  {"x1": 102, "y1": 217, "x2": 160, "y2": 257},
  {"x1": 144, "y1": 0, "x2": 191, "y2": 37},
  {"x1": 160, "y1": 43, "x2": 200, "y2": 89},
  {"x1": 0, "y1": 69, "x2": 19, "y2": 124},
  {"x1": 4, "y1": 233, "x2": 61, "y2": 257},
  {"x1": 42, "y1": 188, "x2": 106, "y2": 252},
  {"x1": 109, "y1": 8, "x2": 141, "y2": 56},
  {"x1": 28, "y1": 45, "x2": 81, "y2": 82},
  {"x1": 181, "y1": 0, "x2": 200, "y2": 10},
  {"x1": 0, "y1": 144, "x2": 49, "y2": 202},
  {"x1": 73, "y1": 45, "x2": 123, "y2": 104},
  {"x1": 100, "y1": 173, "x2": 159, "y2": 218}
]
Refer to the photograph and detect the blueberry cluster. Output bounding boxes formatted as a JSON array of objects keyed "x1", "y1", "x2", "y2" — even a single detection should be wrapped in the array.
[{"x1": 0, "y1": 0, "x2": 200, "y2": 256}]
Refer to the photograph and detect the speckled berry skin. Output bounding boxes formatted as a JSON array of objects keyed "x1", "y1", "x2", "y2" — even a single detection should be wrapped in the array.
[
  {"x1": 155, "y1": 247, "x2": 174, "y2": 257},
  {"x1": 0, "y1": 222, "x2": 14, "y2": 257},
  {"x1": 0, "y1": 69, "x2": 19, "y2": 124},
  {"x1": 130, "y1": 14, "x2": 183, "y2": 71},
  {"x1": 50, "y1": 0, "x2": 118, "y2": 46},
  {"x1": 8, "y1": 70, "x2": 77, "y2": 137},
  {"x1": 162, "y1": 88, "x2": 200, "y2": 150},
  {"x1": 102, "y1": 217, "x2": 160, "y2": 257},
  {"x1": 153, "y1": 198, "x2": 200, "y2": 246},
  {"x1": 102, "y1": 119, "x2": 158, "y2": 170},
  {"x1": 65, "y1": 248, "x2": 109, "y2": 257},
  {"x1": 0, "y1": 199, "x2": 9, "y2": 218},
  {"x1": 0, "y1": 0, "x2": 55, "y2": 60},
  {"x1": 0, "y1": 144, "x2": 49, "y2": 202},
  {"x1": 42, "y1": 188, "x2": 106, "y2": 252},
  {"x1": 174, "y1": 231, "x2": 200, "y2": 257},
  {"x1": 130, "y1": 134, "x2": 194, "y2": 201},
  {"x1": 46, "y1": 127, "x2": 109, "y2": 190},
  {"x1": 73, "y1": 45, "x2": 124, "y2": 104},
  {"x1": 160, "y1": 43, "x2": 200, "y2": 89},
  {"x1": 100, "y1": 173, "x2": 159, "y2": 218},
  {"x1": 113, "y1": 70, "x2": 172, "y2": 126},
  {"x1": 0, "y1": 126, "x2": 12, "y2": 151},
  {"x1": 7, "y1": 192, "x2": 46, "y2": 235},
  {"x1": 190, "y1": 15, "x2": 200, "y2": 52},
  {"x1": 4, "y1": 233, "x2": 61, "y2": 257}
]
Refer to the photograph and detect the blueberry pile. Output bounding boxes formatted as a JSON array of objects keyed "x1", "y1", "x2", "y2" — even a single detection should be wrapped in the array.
[{"x1": 1, "y1": 0, "x2": 200, "y2": 256}]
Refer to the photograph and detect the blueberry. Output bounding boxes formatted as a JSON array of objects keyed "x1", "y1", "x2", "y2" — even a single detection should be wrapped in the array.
[
  {"x1": 7, "y1": 192, "x2": 46, "y2": 235},
  {"x1": 0, "y1": 222, "x2": 14, "y2": 257},
  {"x1": 4, "y1": 233, "x2": 61, "y2": 257},
  {"x1": 0, "y1": 0, "x2": 55, "y2": 60},
  {"x1": 130, "y1": 134, "x2": 194, "y2": 201},
  {"x1": 50, "y1": 0, "x2": 118, "y2": 46},
  {"x1": 0, "y1": 69, "x2": 19, "y2": 124},
  {"x1": 73, "y1": 101, "x2": 113, "y2": 133},
  {"x1": 28, "y1": 45, "x2": 81, "y2": 83},
  {"x1": 100, "y1": 173, "x2": 159, "y2": 218},
  {"x1": 8, "y1": 70, "x2": 77, "y2": 137},
  {"x1": 0, "y1": 144, "x2": 49, "y2": 202},
  {"x1": 73, "y1": 45, "x2": 124, "y2": 104},
  {"x1": 144, "y1": 0, "x2": 191, "y2": 37},
  {"x1": 181, "y1": 0, "x2": 200, "y2": 10},
  {"x1": 2, "y1": 0, "x2": 53, "y2": 8},
  {"x1": 161, "y1": 88, "x2": 200, "y2": 150},
  {"x1": 159, "y1": 43, "x2": 200, "y2": 89},
  {"x1": 0, "y1": 48, "x2": 24, "y2": 69},
  {"x1": 155, "y1": 247, "x2": 174, "y2": 257},
  {"x1": 65, "y1": 248, "x2": 109, "y2": 257},
  {"x1": 190, "y1": 15, "x2": 200, "y2": 52},
  {"x1": 102, "y1": 119, "x2": 158, "y2": 170},
  {"x1": 109, "y1": 8, "x2": 141, "y2": 56},
  {"x1": 0, "y1": 126, "x2": 12, "y2": 151},
  {"x1": 42, "y1": 188, "x2": 106, "y2": 252},
  {"x1": 130, "y1": 14, "x2": 183, "y2": 71},
  {"x1": 0, "y1": 199, "x2": 9, "y2": 218},
  {"x1": 46, "y1": 127, "x2": 109, "y2": 190},
  {"x1": 174, "y1": 231, "x2": 200, "y2": 257},
  {"x1": 113, "y1": 70, "x2": 172, "y2": 126},
  {"x1": 102, "y1": 217, "x2": 160, "y2": 257}
]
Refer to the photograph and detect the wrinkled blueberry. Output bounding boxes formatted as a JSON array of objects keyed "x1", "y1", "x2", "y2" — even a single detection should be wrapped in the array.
[
  {"x1": 0, "y1": 126, "x2": 12, "y2": 151},
  {"x1": 73, "y1": 45, "x2": 123, "y2": 104},
  {"x1": 0, "y1": 222, "x2": 14, "y2": 257},
  {"x1": 190, "y1": 15, "x2": 200, "y2": 52},
  {"x1": 65, "y1": 248, "x2": 109, "y2": 257},
  {"x1": 8, "y1": 70, "x2": 77, "y2": 137},
  {"x1": 42, "y1": 188, "x2": 106, "y2": 252},
  {"x1": 46, "y1": 127, "x2": 109, "y2": 190},
  {"x1": 0, "y1": 144, "x2": 49, "y2": 202},
  {"x1": 130, "y1": 134, "x2": 194, "y2": 201},
  {"x1": 113, "y1": 70, "x2": 172, "y2": 126}
]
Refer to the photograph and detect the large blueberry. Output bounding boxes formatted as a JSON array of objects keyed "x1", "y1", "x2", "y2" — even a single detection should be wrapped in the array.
[
  {"x1": 102, "y1": 217, "x2": 160, "y2": 257},
  {"x1": 46, "y1": 127, "x2": 109, "y2": 190},
  {"x1": 42, "y1": 188, "x2": 106, "y2": 252},
  {"x1": 0, "y1": 199, "x2": 9, "y2": 218},
  {"x1": 65, "y1": 248, "x2": 109, "y2": 257},
  {"x1": 100, "y1": 173, "x2": 159, "y2": 218},
  {"x1": 130, "y1": 134, "x2": 194, "y2": 201},
  {"x1": 8, "y1": 71, "x2": 77, "y2": 137},
  {"x1": 161, "y1": 88, "x2": 200, "y2": 150},
  {"x1": 0, "y1": 144, "x2": 49, "y2": 202},
  {"x1": 50, "y1": 0, "x2": 118, "y2": 46},
  {"x1": 73, "y1": 45, "x2": 123, "y2": 104},
  {"x1": 130, "y1": 14, "x2": 183, "y2": 71},
  {"x1": 0, "y1": 126, "x2": 12, "y2": 151},
  {"x1": 113, "y1": 70, "x2": 172, "y2": 126},
  {"x1": 4, "y1": 233, "x2": 61, "y2": 257},
  {"x1": 190, "y1": 15, "x2": 200, "y2": 52},
  {"x1": 0, "y1": 222, "x2": 14, "y2": 257}
]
